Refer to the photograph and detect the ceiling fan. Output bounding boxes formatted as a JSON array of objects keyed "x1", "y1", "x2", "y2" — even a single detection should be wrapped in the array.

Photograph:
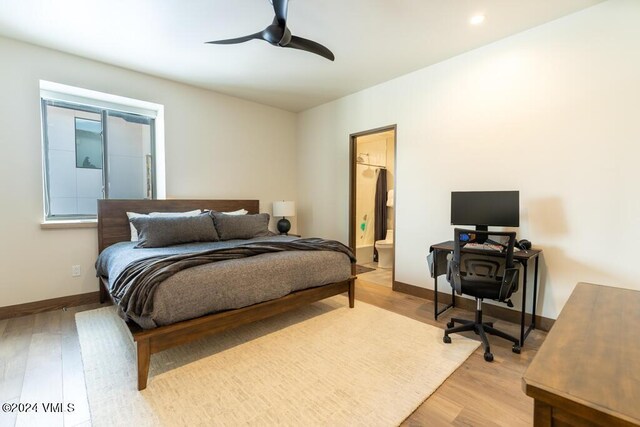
[{"x1": 206, "y1": 0, "x2": 335, "y2": 61}]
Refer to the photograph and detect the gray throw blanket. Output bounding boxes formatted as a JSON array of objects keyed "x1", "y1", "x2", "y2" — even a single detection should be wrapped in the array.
[{"x1": 111, "y1": 238, "x2": 356, "y2": 320}]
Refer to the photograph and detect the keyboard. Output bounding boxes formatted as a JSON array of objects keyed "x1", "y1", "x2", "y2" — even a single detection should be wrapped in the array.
[{"x1": 464, "y1": 243, "x2": 504, "y2": 252}]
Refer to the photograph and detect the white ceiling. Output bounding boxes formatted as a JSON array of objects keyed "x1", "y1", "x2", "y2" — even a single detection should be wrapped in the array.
[{"x1": 0, "y1": 0, "x2": 603, "y2": 112}]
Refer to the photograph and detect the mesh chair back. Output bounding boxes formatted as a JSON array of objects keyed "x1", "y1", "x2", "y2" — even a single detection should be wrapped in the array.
[
  {"x1": 461, "y1": 257, "x2": 502, "y2": 282},
  {"x1": 449, "y1": 228, "x2": 519, "y2": 300}
]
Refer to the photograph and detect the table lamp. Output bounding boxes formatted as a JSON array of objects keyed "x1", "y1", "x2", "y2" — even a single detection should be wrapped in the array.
[{"x1": 273, "y1": 201, "x2": 296, "y2": 235}]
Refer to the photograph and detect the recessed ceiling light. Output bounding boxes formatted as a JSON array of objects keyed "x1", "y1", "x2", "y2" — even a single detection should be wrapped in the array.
[{"x1": 470, "y1": 14, "x2": 485, "y2": 25}]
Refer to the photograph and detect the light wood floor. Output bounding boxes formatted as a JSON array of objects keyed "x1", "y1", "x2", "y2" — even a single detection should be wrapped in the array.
[
  {"x1": 0, "y1": 280, "x2": 545, "y2": 426},
  {"x1": 355, "y1": 280, "x2": 546, "y2": 426},
  {"x1": 357, "y1": 263, "x2": 394, "y2": 288}
]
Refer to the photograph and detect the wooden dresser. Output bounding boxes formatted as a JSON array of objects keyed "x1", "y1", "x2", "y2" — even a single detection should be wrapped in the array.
[{"x1": 522, "y1": 282, "x2": 640, "y2": 426}]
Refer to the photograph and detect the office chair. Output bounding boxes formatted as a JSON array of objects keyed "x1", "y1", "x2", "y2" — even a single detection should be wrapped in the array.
[{"x1": 443, "y1": 228, "x2": 521, "y2": 362}]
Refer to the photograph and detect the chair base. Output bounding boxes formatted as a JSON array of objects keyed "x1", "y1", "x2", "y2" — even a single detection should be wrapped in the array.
[{"x1": 443, "y1": 300, "x2": 521, "y2": 362}]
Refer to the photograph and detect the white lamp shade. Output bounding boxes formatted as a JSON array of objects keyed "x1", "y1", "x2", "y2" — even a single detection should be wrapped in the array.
[
  {"x1": 273, "y1": 201, "x2": 296, "y2": 217},
  {"x1": 386, "y1": 190, "x2": 394, "y2": 207}
]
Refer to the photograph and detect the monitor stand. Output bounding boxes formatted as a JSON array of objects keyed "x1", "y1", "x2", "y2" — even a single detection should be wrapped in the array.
[
  {"x1": 473, "y1": 225, "x2": 504, "y2": 246},
  {"x1": 475, "y1": 225, "x2": 489, "y2": 244}
]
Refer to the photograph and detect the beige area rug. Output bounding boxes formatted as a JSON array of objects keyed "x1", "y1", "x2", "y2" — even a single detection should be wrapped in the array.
[{"x1": 76, "y1": 297, "x2": 479, "y2": 426}]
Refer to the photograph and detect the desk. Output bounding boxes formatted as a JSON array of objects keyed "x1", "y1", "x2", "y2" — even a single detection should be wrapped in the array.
[
  {"x1": 523, "y1": 283, "x2": 640, "y2": 426},
  {"x1": 429, "y1": 241, "x2": 542, "y2": 347}
]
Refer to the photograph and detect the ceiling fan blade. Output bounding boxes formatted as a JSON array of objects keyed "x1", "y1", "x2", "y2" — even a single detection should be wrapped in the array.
[
  {"x1": 206, "y1": 2, "x2": 334, "y2": 62},
  {"x1": 284, "y1": 35, "x2": 335, "y2": 61},
  {"x1": 205, "y1": 32, "x2": 264, "y2": 45},
  {"x1": 271, "y1": 0, "x2": 288, "y2": 27}
]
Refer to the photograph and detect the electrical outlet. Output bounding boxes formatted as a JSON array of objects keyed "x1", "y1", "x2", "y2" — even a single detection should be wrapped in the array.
[{"x1": 71, "y1": 265, "x2": 81, "y2": 277}]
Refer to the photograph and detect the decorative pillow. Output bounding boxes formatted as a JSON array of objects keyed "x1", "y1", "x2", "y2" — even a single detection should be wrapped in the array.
[
  {"x1": 131, "y1": 213, "x2": 219, "y2": 248},
  {"x1": 210, "y1": 212, "x2": 271, "y2": 240},
  {"x1": 126, "y1": 209, "x2": 201, "y2": 241}
]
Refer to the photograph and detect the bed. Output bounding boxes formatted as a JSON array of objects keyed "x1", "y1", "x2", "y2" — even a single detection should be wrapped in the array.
[{"x1": 96, "y1": 199, "x2": 356, "y2": 390}]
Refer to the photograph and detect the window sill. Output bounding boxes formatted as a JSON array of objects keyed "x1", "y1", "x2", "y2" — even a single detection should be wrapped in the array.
[{"x1": 40, "y1": 219, "x2": 98, "y2": 230}]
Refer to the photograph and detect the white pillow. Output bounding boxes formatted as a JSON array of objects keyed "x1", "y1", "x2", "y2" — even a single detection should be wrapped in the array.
[
  {"x1": 126, "y1": 210, "x2": 202, "y2": 241},
  {"x1": 222, "y1": 209, "x2": 248, "y2": 216}
]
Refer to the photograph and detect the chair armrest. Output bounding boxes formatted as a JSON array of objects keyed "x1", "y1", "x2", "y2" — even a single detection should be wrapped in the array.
[
  {"x1": 498, "y1": 267, "x2": 519, "y2": 302},
  {"x1": 447, "y1": 257, "x2": 462, "y2": 295}
]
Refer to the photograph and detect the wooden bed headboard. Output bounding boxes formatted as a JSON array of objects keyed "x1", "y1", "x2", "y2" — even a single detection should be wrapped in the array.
[{"x1": 97, "y1": 199, "x2": 260, "y2": 252}]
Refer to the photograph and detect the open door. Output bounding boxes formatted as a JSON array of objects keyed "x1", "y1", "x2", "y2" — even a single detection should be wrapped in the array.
[{"x1": 349, "y1": 125, "x2": 396, "y2": 288}]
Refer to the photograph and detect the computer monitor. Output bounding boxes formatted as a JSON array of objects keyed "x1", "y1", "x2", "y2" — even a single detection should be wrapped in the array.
[{"x1": 451, "y1": 191, "x2": 520, "y2": 232}]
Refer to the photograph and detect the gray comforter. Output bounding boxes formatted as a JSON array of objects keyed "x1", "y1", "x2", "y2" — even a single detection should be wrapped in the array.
[{"x1": 96, "y1": 235, "x2": 354, "y2": 329}]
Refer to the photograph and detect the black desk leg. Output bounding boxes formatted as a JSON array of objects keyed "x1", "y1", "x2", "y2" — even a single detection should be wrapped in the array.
[
  {"x1": 532, "y1": 256, "x2": 539, "y2": 330},
  {"x1": 522, "y1": 255, "x2": 540, "y2": 343},
  {"x1": 519, "y1": 255, "x2": 540, "y2": 347},
  {"x1": 520, "y1": 260, "x2": 528, "y2": 346},
  {"x1": 433, "y1": 249, "x2": 439, "y2": 320}
]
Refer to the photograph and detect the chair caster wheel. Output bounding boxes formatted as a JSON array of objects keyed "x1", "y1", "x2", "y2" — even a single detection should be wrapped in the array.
[
  {"x1": 443, "y1": 335, "x2": 452, "y2": 344},
  {"x1": 446, "y1": 321, "x2": 454, "y2": 329},
  {"x1": 484, "y1": 352, "x2": 494, "y2": 362},
  {"x1": 512, "y1": 345, "x2": 521, "y2": 354}
]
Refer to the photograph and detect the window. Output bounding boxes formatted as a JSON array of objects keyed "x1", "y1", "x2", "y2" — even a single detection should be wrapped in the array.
[{"x1": 40, "y1": 82, "x2": 164, "y2": 220}]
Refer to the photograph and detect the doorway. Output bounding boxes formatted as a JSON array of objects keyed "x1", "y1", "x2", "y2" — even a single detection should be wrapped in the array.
[{"x1": 349, "y1": 125, "x2": 396, "y2": 288}]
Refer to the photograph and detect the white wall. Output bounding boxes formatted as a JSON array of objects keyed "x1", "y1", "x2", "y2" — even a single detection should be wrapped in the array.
[
  {"x1": 296, "y1": 0, "x2": 640, "y2": 319},
  {"x1": 385, "y1": 135, "x2": 395, "y2": 230},
  {"x1": 0, "y1": 36, "x2": 296, "y2": 307},
  {"x1": 355, "y1": 139, "x2": 386, "y2": 248}
]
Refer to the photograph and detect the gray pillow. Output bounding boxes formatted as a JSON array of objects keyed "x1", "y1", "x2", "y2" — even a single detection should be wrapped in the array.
[
  {"x1": 131, "y1": 213, "x2": 219, "y2": 248},
  {"x1": 210, "y1": 212, "x2": 271, "y2": 240}
]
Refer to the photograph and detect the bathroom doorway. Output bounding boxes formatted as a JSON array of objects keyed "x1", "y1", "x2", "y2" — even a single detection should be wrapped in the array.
[{"x1": 349, "y1": 125, "x2": 396, "y2": 288}]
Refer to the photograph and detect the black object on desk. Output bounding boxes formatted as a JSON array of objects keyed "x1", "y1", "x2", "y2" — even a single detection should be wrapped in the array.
[{"x1": 428, "y1": 240, "x2": 541, "y2": 347}]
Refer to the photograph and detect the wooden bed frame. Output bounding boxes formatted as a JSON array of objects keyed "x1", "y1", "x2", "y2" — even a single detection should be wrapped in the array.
[{"x1": 97, "y1": 199, "x2": 355, "y2": 391}]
